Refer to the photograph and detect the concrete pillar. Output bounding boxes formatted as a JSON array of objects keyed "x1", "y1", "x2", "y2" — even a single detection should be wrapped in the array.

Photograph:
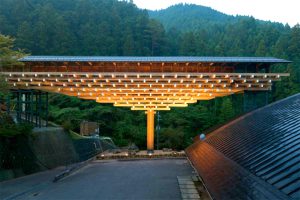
[{"x1": 146, "y1": 110, "x2": 155, "y2": 153}]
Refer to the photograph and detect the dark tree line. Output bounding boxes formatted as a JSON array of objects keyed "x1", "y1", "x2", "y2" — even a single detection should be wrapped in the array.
[{"x1": 0, "y1": 0, "x2": 299, "y2": 149}]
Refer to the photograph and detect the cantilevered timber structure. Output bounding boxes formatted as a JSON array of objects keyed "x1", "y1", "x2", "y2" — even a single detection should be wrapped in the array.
[{"x1": 1, "y1": 56, "x2": 290, "y2": 152}]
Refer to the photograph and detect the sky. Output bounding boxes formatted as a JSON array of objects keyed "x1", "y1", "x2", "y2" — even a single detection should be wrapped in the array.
[{"x1": 133, "y1": 0, "x2": 300, "y2": 26}]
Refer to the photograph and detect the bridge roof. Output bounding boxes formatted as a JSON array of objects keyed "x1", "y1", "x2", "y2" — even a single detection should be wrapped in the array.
[{"x1": 20, "y1": 56, "x2": 291, "y2": 63}]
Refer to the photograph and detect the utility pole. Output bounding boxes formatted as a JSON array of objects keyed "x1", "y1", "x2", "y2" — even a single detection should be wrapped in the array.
[{"x1": 156, "y1": 111, "x2": 161, "y2": 150}]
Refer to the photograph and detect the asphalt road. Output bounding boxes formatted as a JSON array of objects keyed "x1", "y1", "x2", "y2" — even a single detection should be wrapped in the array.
[{"x1": 1, "y1": 158, "x2": 195, "y2": 200}]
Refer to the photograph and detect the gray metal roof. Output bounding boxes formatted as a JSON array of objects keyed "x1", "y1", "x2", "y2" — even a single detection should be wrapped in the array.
[
  {"x1": 186, "y1": 93, "x2": 300, "y2": 200},
  {"x1": 19, "y1": 56, "x2": 291, "y2": 63}
]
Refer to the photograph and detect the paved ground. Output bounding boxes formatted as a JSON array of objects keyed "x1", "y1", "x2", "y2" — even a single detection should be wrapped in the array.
[{"x1": 0, "y1": 158, "x2": 195, "y2": 200}]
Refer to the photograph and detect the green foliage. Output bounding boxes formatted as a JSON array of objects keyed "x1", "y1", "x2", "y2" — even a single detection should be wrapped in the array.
[{"x1": 0, "y1": 113, "x2": 33, "y2": 137}]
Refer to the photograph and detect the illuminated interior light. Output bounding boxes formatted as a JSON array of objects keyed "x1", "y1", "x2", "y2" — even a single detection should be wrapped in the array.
[
  {"x1": 76, "y1": 83, "x2": 79, "y2": 87},
  {"x1": 205, "y1": 79, "x2": 209, "y2": 83},
  {"x1": 30, "y1": 78, "x2": 33, "y2": 82},
  {"x1": 70, "y1": 88, "x2": 74, "y2": 91},
  {"x1": 199, "y1": 84, "x2": 202, "y2": 88},
  {"x1": 149, "y1": 74, "x2": 152, "y2": 78},
  {"x1": 238, "y1": 74, "x2": 241, "y2": 78},
  {"x1": 168, "y1": 89, "x2": 170, "y2": 92},
  {"x1": 82, "y1": 88, "x2": 86, "y2": 91},
  {"x1": 218, "y1": 79, "x2": 221, "y2": 83},
  {"x1": 186, "y1": 84, "x2": 189, "y2": 88},
  {"x1": 111, "y1": 74, "x2": 115, "y2": 78},
  {"x1": 211, "y1": 84, "x2": 214, "y2": 88},
  {"x1": 216, "y1": 89, "x2": 220, "y2": 92},
  {"x1": 118, "y1": 79, "x2": 121, "y2": 83},
  {"x1": 58, "y1": 87, "x2": 61, "y2": 91},
  {"x1": 174, "y1": 84, "x2": 177, "y2": 88},
  {"x1": 55, "y1": 78, "x2": 58, "y2": 82},
  {"x1": 68, "y1": 79, "x2": 71, "y2": 82},
  {"x1": 199, "y1": 74, "x2": 203, "y2": 78},
  {"x1": 174, "y1": 74, "x2": 177, "y2": 78},
  {"x1": 236, "y1": 84, "x2": 239, "y2": 88},
  {"x1": 88, "y1": 84, "x2": 92, "y2": 87},
  {"x1": 192, "y1": 89, "x2": 195, "y2": 92},
  {"x1": 94, "y1": 88, "x2": 98, "y2": 92},
  {"x1": 125, "y1": 84, "x2": 128, "y2": 88},
  {"x1": 162, "y1": 84, "x2": 164, "y2": 88},
  {"x1": 269, "y1": 80, "x2": 272, "y2": 83},
  {"x1": 277, "y1": 74, "x2": 280, "y2": 78},
  {"x1": 260, "y1": 84, "x2": 264, "y2": 88},
  {"x1": 47, "y1": 74, "x2": 50, "y2": 77},
  {"x1": 63, "y1": 83, "x2": 66, "y2": 87},
  {"x1": 209, "y1": 93, "x2": 213, "y2": 96},
  {"x1": 77, "y1": 92, "x2": 81, "y2": 96},
  {"x1": 137, "y1": 84, "x2": 140, "y2": 88},
  {"x1": 93, "y1": 79, "x2": 97, "y2": 83},
  {"x1": 98, "y1": 74, "x2": 102, "y2": 78},
  {"x1": 162, "y1": 74, "x2": 165, "y2": 78},
  {"x1": 264, "y1": 75, "x2": 267, "y2": 78},
  {"x1": 89, "y1": 92, "x2": 92, "y2": 96},
  {"x1": 131, "y1": 89, "x2": 134, "y2": 92},
  {"x1": 230, "y1": 79, "x2": 234, "y2": 83},
  {"x1": 100, "y1": 83, "x2": 103, "y2": 87},
  {"x1": 73, "y1": 74, "x2": 76, "y2": 78},
  {"x1": 204, "y1": 89, "x2": 208, "y2": 92},
  {"x1": 144, "y1": 89, "x2": 147, "y2": 92},
  {"x1": 143, "y1": 79, "x2": 146, "y2": 83},
  {"x1": 180, "y1": 79, "x2": 183, "y2": 83},
  {"x1": 155, "y1": 89, "x2": 158, "y2": 92},
  {"x1": 137, "y1": 74, "x2": 140, "y2": 78},
  {"x1": 43, "y1": 78, "x2": 46, "y2": 82},
  {"x1": 192, "y1": 79, "x2": 196, "y2": 83},
  {"x1": 168, "y1": 79, "x2": 171, "y2": 83},
  {"x1": 22, "y1": 74, "x2": 25, "y2": 77},
  {"x1": 248, "y1": 84, "x2": 251, "y2": 88},
  {"x1": 251, "y1": 74, "x2": 254, "y2": 78},
  {"x1": 223, "y1": 84, "x2": 226, "y2": 88},
  {"x1": 13, "y1": 83, "x2": 16, "y2": 87},
  {"x1": 106, "y1": 79, "x2": 109, "y2": 83},
  {"x1": 149, "y1": 84, "x2": 152, "y2": 88},
  {"x1": 243, "y1": 79, "x2": 247, "y2": 83},
  {"x1": 9, "y1": 73, "x2": 12, "y2": 77},
  {"x1": 113, "y1": 84, "x2": 116, "y2": 87},
  {"x1": 187, "y1": 74, "x2": 190, "y2": 78},
  {"x1": 131, "y1": 79, "x2": 134, "y2": 83},
  {"x1": 60, "y1": 74, "x2": 63, "y2": 77},
  {"x1": 212, "y1": 74, "x2": 216, "y2": 78},
  {"x1": 51, "y1": 83, "x2": 54, "y2": 87},
  {"x1": 225, "y1": 74, "x2": 229, "y2": 78},
  {"x1": 124, "y1": 74, "x2": 127, "y2": 78},
  {"x1": 101, "y1": 93, "x2": 105, "y2": 96},
  {"x1": 156, "y1": 79, "x2": 158, "y2": 83},
  {"x1": 197, "y1": 93, "x2": 200, "y2": 97},
  {"x1": 180, "y1": 89, "x2": 183, "y2": 92}
]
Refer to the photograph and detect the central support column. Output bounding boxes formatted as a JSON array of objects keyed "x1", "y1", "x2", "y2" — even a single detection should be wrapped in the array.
[{"x1": 146, "y1": 110, "x2": 155, "y2": 153}]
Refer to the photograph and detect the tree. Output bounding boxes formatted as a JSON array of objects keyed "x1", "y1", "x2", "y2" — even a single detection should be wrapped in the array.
[{"x1": 0, "y1": 34, "x2": 26, "y2": 96}]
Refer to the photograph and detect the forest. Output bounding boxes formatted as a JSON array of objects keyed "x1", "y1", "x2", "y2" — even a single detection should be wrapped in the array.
[{"x1": 0, "y1": 0, "x2": 299, "y2": 149}]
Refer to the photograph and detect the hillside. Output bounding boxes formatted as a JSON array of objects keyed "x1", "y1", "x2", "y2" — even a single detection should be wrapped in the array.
[{"x1": 149, "y1": 4, "x2": 236, "y2": 31}]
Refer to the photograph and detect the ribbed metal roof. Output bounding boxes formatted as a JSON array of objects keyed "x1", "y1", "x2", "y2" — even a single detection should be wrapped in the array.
[
  {"x1": 19, "y1": 56, "x2": 291, "y2": 63},
  {"x1": 186, "y1": 93, "x2": 300, "y2": 200}
]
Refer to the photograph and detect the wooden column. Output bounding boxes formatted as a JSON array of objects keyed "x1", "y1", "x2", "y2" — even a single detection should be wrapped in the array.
[{"x1": 146, "y1": 110, "x2": 155, "y2": 152}]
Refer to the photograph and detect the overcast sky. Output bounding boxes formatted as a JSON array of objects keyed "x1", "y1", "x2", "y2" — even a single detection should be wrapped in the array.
[{"x1": 133, "y1": 0, "x2": 300, "y2": 26}]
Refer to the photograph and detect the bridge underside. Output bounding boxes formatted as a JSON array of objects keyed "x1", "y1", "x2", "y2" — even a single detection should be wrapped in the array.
[{"x1": 2, "y1": 56, "x2": 290, "y2": 151}]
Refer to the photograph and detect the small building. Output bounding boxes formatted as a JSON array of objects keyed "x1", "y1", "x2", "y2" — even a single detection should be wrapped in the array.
[{"x1": 80, "y1": 121, "x2": 99, "y2": 136}]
